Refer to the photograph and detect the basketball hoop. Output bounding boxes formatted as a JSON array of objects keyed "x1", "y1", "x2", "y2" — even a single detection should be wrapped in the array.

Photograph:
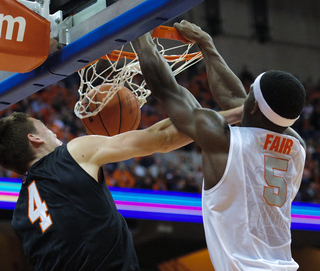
[{"x1": 74, "y1": 26, "x2": 203, "y2": 119}]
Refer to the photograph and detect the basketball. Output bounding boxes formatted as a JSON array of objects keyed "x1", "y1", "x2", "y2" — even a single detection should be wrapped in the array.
[{"x1": 81, "y1": 84, "x2": 141, "y2": 136}]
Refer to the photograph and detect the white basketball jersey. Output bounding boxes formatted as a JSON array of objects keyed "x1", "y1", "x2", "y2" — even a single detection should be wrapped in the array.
[{"x1": 202, "y1": 126, "x2": 306, "y2": 271}]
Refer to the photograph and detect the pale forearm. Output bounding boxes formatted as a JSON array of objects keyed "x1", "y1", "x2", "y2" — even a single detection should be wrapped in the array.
[
  {"x1": 160, "y1": 125, "x2": 193, "y2": 153},
  {"x1": 218, "y1": 105, "x2": 243, "y2": 125},
  {"x1": 145, "y1": 118, "x2": 193, "y2": 153}
]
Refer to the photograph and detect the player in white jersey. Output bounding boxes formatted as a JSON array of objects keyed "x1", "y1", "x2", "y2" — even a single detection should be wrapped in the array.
[{"x1": 134, "y1": 20, "x2": 306, "y2": 271}]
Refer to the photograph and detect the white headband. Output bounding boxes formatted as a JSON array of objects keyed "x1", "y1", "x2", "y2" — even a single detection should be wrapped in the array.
[{"x1": 253, "y1": 72, "x2": 299, "y2": 127}]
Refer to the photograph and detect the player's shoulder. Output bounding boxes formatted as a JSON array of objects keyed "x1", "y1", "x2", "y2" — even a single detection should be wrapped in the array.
[
  {"x1": 68, "y1": 134, "x2": 107, "y2": 147},
  {"x1": 66, "y1": 134, "x2": 124, "y2": 163},
  {"x1": 194, "y1": 108, "x2": 230, "y2": 152},
  {"x1": 67, "y1": 135, "x2": 102, "y2": 158},
  {"x1": 283, "y1": 127, "x2": 306, "y2": 150},
  {"x1": 195, "y1": 107, "x2": 229, "y2": 130}
]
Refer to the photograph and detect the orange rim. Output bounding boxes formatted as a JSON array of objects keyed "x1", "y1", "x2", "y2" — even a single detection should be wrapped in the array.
[
  {"x1": 152, "y1": 26, "x2": 190, "y2": 43},
  {"x1": 102, "y1": 50, "x2": 202, "y2": 62},
  {"x1": 81, "y1": 26, "x2": 202, "y2": 69},
  {"x1": 104, "y1": 26, "x2": 202, "y2": 61}
]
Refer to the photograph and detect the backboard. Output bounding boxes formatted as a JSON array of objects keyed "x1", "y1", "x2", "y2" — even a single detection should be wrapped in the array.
[{"x1": 0, "y1": 0, "x2": 204, "y2": 111}]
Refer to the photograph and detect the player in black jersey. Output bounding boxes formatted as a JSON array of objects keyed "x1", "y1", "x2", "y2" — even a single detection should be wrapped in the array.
[{"x1": 0, "y1": 111, "x2": 241, "y2": 270}]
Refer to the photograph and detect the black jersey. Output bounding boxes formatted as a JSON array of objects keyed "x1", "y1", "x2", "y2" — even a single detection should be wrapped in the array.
[{"x1": 12, "y1": 145, "x2": 139, "y2": 271}]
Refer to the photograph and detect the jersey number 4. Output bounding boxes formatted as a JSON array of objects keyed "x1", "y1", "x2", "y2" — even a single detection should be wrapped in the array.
[
  {"x1": 28, "y1": 181, "x2": 52, "y2": 233},
  {"x1": 263, "y1": 156, "x2": 288, "y2": 207}
]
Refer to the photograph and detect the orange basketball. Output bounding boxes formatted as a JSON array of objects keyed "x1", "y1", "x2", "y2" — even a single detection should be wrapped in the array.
[{"x1": 81, "y1": 84, "x2": 141, "y2": 136}]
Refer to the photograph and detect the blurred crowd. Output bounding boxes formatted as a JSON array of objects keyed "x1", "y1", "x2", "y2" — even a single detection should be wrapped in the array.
[{"x1": 1, "y1": 65, "x2": 319, "y2": 203}]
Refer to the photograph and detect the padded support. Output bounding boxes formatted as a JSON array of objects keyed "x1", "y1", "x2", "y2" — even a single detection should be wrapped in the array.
[{"x1": 0, "y1": 0, "x2": 50, "y2": 73}]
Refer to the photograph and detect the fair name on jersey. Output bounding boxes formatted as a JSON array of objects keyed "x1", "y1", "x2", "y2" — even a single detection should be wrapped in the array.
[{"x1": 263, "y1": 134, "x2": 293, "y2": 155}]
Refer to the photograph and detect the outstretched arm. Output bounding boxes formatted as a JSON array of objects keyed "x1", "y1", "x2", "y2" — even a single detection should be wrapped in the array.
[
  {"x1": 135, "y1": 32, "x2": 245, "y2": 190},
  {"x1": 68, "y1": 118, "x2": 192, "y2": 168},
  {"x1": 135, "y1": 33, "x2": 196, "y2": 121},
  {"x1": 134, "y1": 32, "x2": 233, "y2": 154},
  {"x1": 134, "y1": 33, "x2": 203, "y2": 141},
  {"x1": 174, "y1": 20, "x2": 247, "y2": 110}
]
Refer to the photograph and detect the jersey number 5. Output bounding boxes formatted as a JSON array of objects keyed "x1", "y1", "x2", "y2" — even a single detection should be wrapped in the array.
[
  {"x1": 263, "y1": 156, "x2": 288, "y2": 207},
  {"x1": 28, "y1": 181, "x2": 52, "y2": 233}
]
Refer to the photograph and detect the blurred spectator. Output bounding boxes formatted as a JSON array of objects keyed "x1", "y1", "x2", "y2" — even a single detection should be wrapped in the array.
[
  {"x1": 152, "y1": 170, "x2": 168, "y2": 191},
  {"x1": 149, "y1": 156, "x2": 166, "y2": 179},
  {"x1": 139, "y1": 168, "x2": 155, "y2": 189},
  {"x1": 239, "y1": 65, "x2": 254, "y2": 92},
  {"x1": 184, "y1": 172, "x2": 200, "y2": 193},
  {"x1": 103, "y1": 166, "x2": 117, "y2": 187},
  {"x1": 112, "y1": 162, "x2": 135, "y2": 188},
  {"x1": 310, "y1": 100, "x2": 320, "y2": 139},
  {"x1": 131, "y1": 158, "x2": 147, "y2": 185}
]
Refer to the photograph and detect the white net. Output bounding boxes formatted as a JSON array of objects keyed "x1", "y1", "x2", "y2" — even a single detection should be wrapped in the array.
[{"x1": 74, "y1": 38, "x2": 203, "y2": 119}]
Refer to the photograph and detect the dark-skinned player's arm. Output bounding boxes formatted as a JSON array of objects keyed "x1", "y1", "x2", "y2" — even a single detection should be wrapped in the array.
[
  {"x1": 174, "y1": 20, "x2": 247, "y2": 110},
  {"x1": 173, "y1": 21, "x2": 305, "y2": 149},
  {"x1": 134, "y1": 33, "x2": 230, "y2": 152}
]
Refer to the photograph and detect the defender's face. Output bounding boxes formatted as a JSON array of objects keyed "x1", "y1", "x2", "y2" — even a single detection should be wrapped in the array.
[{"x1": 31, "y1": 118, "x2": 63, "y2": 149}]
